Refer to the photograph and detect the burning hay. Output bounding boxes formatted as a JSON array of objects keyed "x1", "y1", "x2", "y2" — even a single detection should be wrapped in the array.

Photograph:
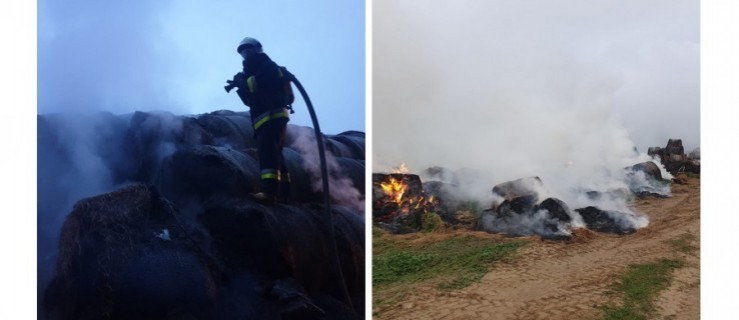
[
  {"x1": 372, "y1": 173, "x2": 440, "y2": 234},
  {"x1": 373, "y1": 160, "x2": 665, "y2": 239}
]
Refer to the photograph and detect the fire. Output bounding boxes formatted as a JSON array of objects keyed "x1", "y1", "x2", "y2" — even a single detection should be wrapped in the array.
[
  {"x1": 374, "y1": 164, "x2": 440, "y2": 221},
  {"x1": 380, "y1": 177, "x2": 407, "y2": 204}
]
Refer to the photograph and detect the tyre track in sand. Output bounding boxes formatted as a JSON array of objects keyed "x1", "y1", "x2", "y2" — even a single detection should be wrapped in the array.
[{"x1": 376, "y1": 176, "x2": 700, "y2": 320}]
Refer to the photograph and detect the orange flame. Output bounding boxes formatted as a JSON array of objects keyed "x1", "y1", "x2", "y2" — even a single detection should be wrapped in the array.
[{"x1": 380, "y1": 177, "x2": 407, "y2": 204}]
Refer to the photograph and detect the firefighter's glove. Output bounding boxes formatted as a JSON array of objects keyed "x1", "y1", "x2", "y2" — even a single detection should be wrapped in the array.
[{"x1": 230, "y1": 72, "x2": 248, "y2": 89}]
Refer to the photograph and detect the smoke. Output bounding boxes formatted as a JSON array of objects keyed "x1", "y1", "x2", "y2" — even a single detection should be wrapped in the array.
[
  {"x1": 374, "y1": 0, "x2": 697, "y2": 234},
  {"x1": 288, "y1": 127, "x2": 364, "y2": 214},
  {"x1": 38, "y1": 0, "x2": 184, "y2": 114},
  {"x1": 37, "y1": 111, "x2": 186, "y2": 299},
  {"x1": 37, "y1": 112, "x2": 120, "y2": 299}
]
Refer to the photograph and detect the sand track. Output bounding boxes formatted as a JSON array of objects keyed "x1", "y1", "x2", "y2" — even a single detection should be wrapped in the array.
[{"x1": 376, "y1": 176, "x2": 700, "y2": 320}]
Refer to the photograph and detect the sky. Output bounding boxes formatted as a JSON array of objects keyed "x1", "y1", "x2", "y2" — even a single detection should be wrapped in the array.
[
  {"x1": 374, "y1": 0, "x2": 699, "y2": 176},
  {"x1": 37, "y1": 0, "x2": 365, "y2": 134}
]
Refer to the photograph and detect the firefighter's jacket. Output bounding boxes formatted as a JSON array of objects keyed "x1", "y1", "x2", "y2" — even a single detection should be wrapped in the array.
[{"x1": 236, "y1": 53, "x2": 293, "y2": 133}]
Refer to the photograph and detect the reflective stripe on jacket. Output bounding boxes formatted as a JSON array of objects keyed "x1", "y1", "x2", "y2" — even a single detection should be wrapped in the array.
[{"x1": 252, "y1": 108, "x2": 289, "y2": 131}]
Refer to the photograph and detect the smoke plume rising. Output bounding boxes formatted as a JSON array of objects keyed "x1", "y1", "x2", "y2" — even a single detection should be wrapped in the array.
[
  {"x1": 374, "y1": 0, "x2": 696, "y2": 234},
  {"x1": 288, "y1": 127, "x2": 365, "y2": 214}
]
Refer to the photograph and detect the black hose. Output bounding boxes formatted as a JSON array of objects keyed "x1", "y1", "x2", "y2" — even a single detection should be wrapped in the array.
[{"x1": 284, "y1": 69, "x2": 354, "y2": 310}]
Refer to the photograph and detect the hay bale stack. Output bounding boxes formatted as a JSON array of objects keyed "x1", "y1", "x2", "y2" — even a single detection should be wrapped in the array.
[{"x1": 45, "y1": 184, "x2": 219, "y2": 320}]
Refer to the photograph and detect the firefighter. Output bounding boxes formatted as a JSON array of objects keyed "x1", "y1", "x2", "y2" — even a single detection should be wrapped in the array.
[{"x1": 229, "y1": 37, "x2": 293, "y2": 202}]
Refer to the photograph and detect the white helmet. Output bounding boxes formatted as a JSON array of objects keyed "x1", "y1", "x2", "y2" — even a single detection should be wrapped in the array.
[{"x1": 237, "y1": 37, "x2": 263, "y2": 54}]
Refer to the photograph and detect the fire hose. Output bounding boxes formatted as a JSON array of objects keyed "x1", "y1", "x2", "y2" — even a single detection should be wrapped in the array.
[
  {"x1": 279, "y1": 69, "x2": 354, "y2": 310},
  {"x1": 225, "y1": 67, "x2": 354, "y2": 309}
]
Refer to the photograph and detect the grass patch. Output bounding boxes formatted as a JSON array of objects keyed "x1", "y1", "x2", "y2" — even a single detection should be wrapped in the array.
[
  {"x1": 373, "y1": 233, "x2": 525, "y2": 314},
  {"x1": 665, "y1": 232, "x2": 698, "y2": 255},
  {"x1": 373, "y1": 234, "x2": 524, "y2": 289},
  {"x1": 601, "y1": 259, "x2": 684, "y2": 320}
]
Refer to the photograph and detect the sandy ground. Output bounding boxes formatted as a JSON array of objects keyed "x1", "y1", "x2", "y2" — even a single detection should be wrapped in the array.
[{"x1": 375, "y1": 176, "x2": 700, "y2": 320}]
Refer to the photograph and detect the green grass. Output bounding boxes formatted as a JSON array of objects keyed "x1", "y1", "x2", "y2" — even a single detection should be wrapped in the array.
[
  {"x1": 665, "y1": 232, "x2": 698, "y2": 255},
  {"x1": 373, "y1": 234, "x2": 525, "y2": 290},
  {"x1": 601, "y1": 259, "x2": 684, "y2": 320},
  {"x1": 372, "y1": 231, "x2": 525, "y2": 315}
]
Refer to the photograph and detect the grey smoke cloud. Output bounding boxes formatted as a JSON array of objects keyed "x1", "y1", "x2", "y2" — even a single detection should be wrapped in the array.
[
  {"x1": 374, "y1": 0, "x2": 697, "y2": 187},
  {"x1": 374, "y1": 0, "x2": 695, "y2": 235},
  {"x1": 288, "y1": 127, "x2": 365, "y2": 214},
  {"x1": 38, "y1": 0, "x2": 181, "y2": 114}
]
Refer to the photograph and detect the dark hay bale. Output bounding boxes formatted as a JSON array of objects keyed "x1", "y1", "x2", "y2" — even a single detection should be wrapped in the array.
[
  {"x1": 126, "y1": 111, "x2": 213, "y2": 182},
  {"x1": 196, "y1": 112, "x2": 256, "y2": 148},
  {"x1": 477, "y1": 196, "x2": 573, "y2": 239},
  {"x1": 495, "y1": 195, "x2": 538, "y2": 219},
  {"x1": 536, "y1": 198, "x2": 572, "y2": 223},
  {"x1": 335, "y1": 158, "x2": 366, "y2": 197},
  {"x1": 328, "y1": 131, "x2": 365, "y2": 160},
  {"x1": 282, "y1": 147, "x2": 315, "y2": 202},
  {"x1": 45, "y1": 184, "x2": 219, "y2": 320},
  {"x1": 372, "y1": 173, "x2": 430, "y2": 233},
  {"x1": 155, "y1": 145, "x2": 260, "y2": 207},
  {"x1": 629, "y1": 161, "x2": 663, "y2": 181},
  {"x1": 198, "y1": 198, "x2": 364, "y2": 314},
  {"x1": 575, "y1": 206, "x2": 636, "y2": 234},
  {"x1": 492, "y1": 176, "x2": 544, "y2": 200},
  {"x1": 664, "y1": 138, "x2": 685, "y2": 155}
]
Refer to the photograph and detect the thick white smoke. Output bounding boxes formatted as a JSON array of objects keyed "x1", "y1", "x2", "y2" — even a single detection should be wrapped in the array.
[
  {"x1": 374, "y1": 0, "x2": 697, "y2": 234},
  {"x1": 288, "y1": 127, "x2": 365, "y2": 214}
]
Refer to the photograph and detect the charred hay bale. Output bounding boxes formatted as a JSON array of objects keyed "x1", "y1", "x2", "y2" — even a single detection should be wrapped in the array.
[
  {"x1": 536, "y1": 198, "x2": 572, "y2": 223},
  {"x1": 155, "y1": 145, "x2": 260, "y2": 207},
  {"x1": 495, "y1": 195, "x2": 538, "y2": 219},
  {"x1": 127, "y1": 111, "x2": 213, "y2": 182},
  {"x1": 664, "y1": 138, "x2": 685, "y2": 155},
  {"x1": 575, "y1": 206, "x2": 636, "y2": 234},
  {"x1": 44, "y1": 184, "x2": 219, "y2": 320},
  {"x1": 196, "y1": 111, "x2": 256, "y2": 148},
  {"x1": 664, "y1": 159, "x2": 700, "y2": 175},
  {"x1": 629, "y1": 161, "x2": 663, "y2": 181},
  {"x1": 198, "y1": 199, "x2": 364, "y2": 314},
  {"x1": 422, "y1": 180, "x2": 456, "y2": 213},
  {"x1": 492, "y1": 176, "x2": 545, "y2": 200},
  {"x1": 372, "y1": 174, "x2": 424, "y2": 203},
  {"x1": 477, "y1": 196, "x2": 573, "y2": 239},
  {"x1": 372, "y1": 173, "x2": 426, "y2": 231}
]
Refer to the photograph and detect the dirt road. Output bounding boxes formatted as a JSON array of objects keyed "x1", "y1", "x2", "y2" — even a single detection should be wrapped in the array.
[{"x1": 376, "y1": 176, "x2": 700, "y2": 320}]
